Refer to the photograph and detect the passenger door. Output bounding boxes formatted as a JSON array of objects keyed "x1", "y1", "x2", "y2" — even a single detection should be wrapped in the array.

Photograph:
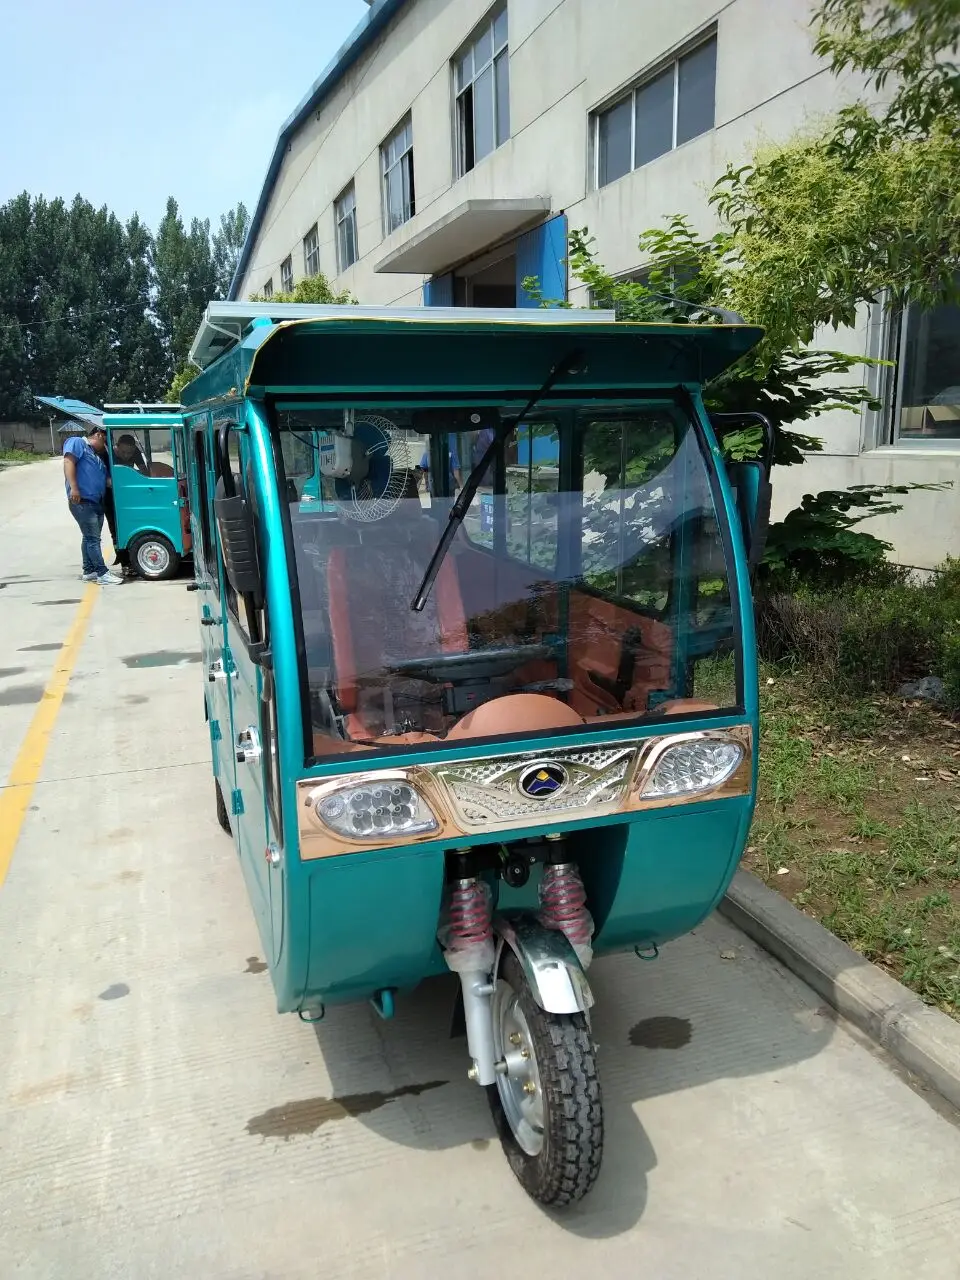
[
  {"x1": 218, "y1": 425, "x2": 280, "y2": 964},
  {"x1": 188, "y1": 416, "x2": 235, "y2": 809}
]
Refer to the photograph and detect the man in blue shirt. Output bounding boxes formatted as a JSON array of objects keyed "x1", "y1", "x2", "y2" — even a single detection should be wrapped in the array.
[{"x1": 62, "y1": 427, "x2": 121, "y2": 585}]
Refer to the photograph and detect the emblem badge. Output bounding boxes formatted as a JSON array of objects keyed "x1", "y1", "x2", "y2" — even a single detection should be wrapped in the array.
[{"x1": 518, "y1": 762, "x2": 569, "y2": 800}]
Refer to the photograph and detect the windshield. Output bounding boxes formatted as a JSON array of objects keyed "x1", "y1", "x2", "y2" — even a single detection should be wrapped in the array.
[{"x1": 276, "y1": 402, "x2": 741, "y2": 758}]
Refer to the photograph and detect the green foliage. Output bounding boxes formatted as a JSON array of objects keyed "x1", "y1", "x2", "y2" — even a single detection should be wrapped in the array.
[
  {"x1": 166, "y1": 364, "x2": 195, "y2": 404},
  {"x1": 759, "y1": 484, "x2": 947, "y2": 591},
  {"x1": 152, "y1": 197, "x2": 218, "y2": 380},
  {"x1": 814, "y1": 0, "x2": 960, "y2": 147},
  {"x1": 0, "y1": 192, "x2": 168, "y2": 417},
  {"x1": 756, "y1": 557, "x2": 960, "y2": 705},
  {"x1": 212, "y1": 203, "x2": 250, "y2": 299},
  {"x1": 251, "y1": 274, "x2": 355, "y2": 305},
  {"x1": 564, "y1": 224, "x2": 875, "y2": 464}
]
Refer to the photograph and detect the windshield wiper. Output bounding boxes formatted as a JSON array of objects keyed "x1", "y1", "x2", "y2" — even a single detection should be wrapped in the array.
[{"x1": 410, "y1": 349, "x2": 583, "y2": 613}]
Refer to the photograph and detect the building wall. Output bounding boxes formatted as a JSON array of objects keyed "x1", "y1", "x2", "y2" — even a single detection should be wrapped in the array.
[{"x1": 238, "y1": 0, "x2": 959, "y2": 567}]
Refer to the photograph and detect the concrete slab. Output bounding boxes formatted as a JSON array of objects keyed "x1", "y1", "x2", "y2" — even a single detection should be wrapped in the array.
[{"x1": 2, "y1": 463, "x2": 960, "y2": 1279}]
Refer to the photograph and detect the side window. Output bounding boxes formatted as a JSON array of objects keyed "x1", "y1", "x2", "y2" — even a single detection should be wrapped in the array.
[
  {"x1": 192, "y1": 427, "x2": 218, "y2": 588},
  {"x1": 142, "y1": 428, "x2": 175, "y2": 475},
  {"x1": 173, "y1": 428, "x2": 187, "y2": 476}
]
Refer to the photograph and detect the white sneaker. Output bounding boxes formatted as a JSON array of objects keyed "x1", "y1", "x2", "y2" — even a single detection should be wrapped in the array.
[
  {"x1": 80, "y1": 572, "x2": 97, "y2": 581},
  {"x1": 96, "y1": 572, "x2": 123, "y2": 586}
]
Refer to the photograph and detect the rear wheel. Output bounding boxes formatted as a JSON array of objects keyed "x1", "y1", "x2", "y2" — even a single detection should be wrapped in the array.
[
  {"x1": 130, "y1": 533, "x2": 180, "y2": 581},
  {"x1": 215, "y1": 779, "x2": 232, "y2": 835},
  {"x1": 487, "y1": 951, "x2": 603, "y2": 1206}
]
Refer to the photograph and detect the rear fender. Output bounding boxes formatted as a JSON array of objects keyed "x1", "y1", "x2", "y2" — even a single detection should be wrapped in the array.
[{"x1": 494, "y1": 914, "x2": 594, "y2": 1017}]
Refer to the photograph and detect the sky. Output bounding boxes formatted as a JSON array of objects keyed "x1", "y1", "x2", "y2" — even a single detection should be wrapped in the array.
[{"x1": 1, "y1": 0, "x2": 372, "y2": 232}]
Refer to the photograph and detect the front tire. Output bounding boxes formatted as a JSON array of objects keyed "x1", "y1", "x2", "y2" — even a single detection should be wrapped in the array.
[
  {"x1": 487, "y1": 951, "x2": 603, "y2": 1206},
  {"x1": 130, "y1": 533, "x2": 180, "y2": 581},
  {"x1": 215, "y1": 779, "x2": 232, "y2": 834}
]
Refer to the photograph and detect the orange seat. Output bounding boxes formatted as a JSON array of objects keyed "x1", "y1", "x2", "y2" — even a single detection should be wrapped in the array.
[{"x1": 326, "y1": 512, "x2": 469, "y2": 738}]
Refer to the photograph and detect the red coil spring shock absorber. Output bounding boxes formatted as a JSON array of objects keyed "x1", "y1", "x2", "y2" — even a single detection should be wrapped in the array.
[
  {"x1": 444, "y1": 877, "x2": 492, "y2": 950},
  {"x1": 538, "y1": 862, "x2": 593, "y2": 950}
]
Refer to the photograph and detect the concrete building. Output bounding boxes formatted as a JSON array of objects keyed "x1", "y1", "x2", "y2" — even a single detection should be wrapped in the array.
[{"x1": 231, "y1": 0, "x2": 959, "y2": 568}]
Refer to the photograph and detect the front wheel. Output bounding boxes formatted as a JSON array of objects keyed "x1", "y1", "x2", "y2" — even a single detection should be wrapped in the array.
[
  {"x1": 130, "y1": 533, "x2": 181, "y2": 581},
  {"x1": 487, "y1": 951, "x2": 603, "y2": 1206}
]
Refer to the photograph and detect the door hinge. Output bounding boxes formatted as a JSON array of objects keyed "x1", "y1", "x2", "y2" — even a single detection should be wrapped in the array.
[{"x1": 231, "y1": 789, "x2": 245, "y2": 817}]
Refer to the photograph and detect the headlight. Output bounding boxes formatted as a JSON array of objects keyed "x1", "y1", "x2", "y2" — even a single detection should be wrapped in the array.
[
  {"x1": 642, "y1": 739, "x2": 744, "y2": 800},
  {"x1": 315, "y1": 781, "x2": 438, "y2": 840}
]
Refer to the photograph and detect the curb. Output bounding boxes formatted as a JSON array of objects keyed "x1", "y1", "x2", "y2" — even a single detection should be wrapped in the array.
[{"x1": 719, "y1": 869, "x2": 960, "y2": 1113}]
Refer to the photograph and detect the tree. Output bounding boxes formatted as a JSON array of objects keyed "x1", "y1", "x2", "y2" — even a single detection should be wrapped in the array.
[
  {"x1": 212, "y1": 203, "x2": 250, "y2": 299},
  {"x1": 152, "y1": 197, "x2": 217, "y2": 380},
  {"x1": 0, "y1": 193, "x2": 168, "y2": 418},
  {"x1": 251, "y1": 273, "x2": 355, "y2": 305}
]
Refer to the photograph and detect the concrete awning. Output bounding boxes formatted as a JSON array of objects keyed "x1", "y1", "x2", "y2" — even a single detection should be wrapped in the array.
[{"x1": 374, "y1": 198, "x2": 551, "y2": 275}]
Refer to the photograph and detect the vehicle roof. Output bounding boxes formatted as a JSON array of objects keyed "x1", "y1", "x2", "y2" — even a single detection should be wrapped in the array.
[
  {"x1": 181, "y1": 306, "x2": 763, "y2": 409},
  {"x1": 102, "y1": 413, "x2": 185, "y2": 428}
]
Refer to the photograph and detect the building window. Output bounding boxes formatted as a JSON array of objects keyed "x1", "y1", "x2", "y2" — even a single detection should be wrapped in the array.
[
  {"x1": 595, "y1": 34, "x2": 717, "y2": 187},
  {"x1": 892, "y1": 298, "x2": 960, "y2": 443},
  {"x1": 280, "y1": 255, "x2": 293, "y2": 294},
  {"x1": 335, "y1": 184, "x2": 359, "y2": 272},
  {"x1": 262, "y1": 278, "x2": 274, "y2": 299},
  {"x1": 381, "y1": 116, "x2": 415, "y2": 235},
  {"x1": 455, "y1": 5, "x2": 509, "y2": 176},
  {"x1": 303, "y1": 226, "x2": 320, "y2": 278}
]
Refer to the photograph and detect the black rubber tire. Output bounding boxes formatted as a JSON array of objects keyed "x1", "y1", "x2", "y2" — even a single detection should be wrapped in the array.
[
  {"x1": 215, "y1": 779, "x2": 232, "y2": 835},
  {"x1": 129, "y1": 532, "x2": 181, "y2": 581},
  {"x1": 487, "y1": 951, "x2": 603, "y2": 1206}
]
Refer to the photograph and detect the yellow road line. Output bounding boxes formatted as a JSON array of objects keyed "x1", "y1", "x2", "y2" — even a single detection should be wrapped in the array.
[{"x1": 0, "y1": 585, "x2": 98, "y2": 889}]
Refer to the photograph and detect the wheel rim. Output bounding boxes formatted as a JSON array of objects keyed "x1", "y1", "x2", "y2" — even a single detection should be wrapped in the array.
[
  {"x1": 492, "y1": 978, "x2": 545, "y2": 1157},
  {"x1": 137, "y1": 540, "x2": 170, "y2": 576}
]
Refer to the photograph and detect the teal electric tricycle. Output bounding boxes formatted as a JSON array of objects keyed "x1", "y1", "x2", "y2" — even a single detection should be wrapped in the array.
[
  {"x1": 182, "y1": 302, "x2": 772, "y2": 1205},
  {"x1": 102, "y1": 410, "x2": 191, "y2": 578}
]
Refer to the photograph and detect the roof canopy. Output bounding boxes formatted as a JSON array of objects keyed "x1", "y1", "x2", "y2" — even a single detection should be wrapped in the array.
[{"x1": 181, "y1": 307, "x2": 763, "y2": 407}]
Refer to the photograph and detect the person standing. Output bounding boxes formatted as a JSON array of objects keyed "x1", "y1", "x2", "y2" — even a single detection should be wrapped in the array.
[{"x1": 62, "y1": 427, "x2": 121, "y2": 585}]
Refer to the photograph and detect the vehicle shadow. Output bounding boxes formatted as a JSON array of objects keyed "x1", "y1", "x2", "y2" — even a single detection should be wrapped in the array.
[{"x1": 308, "y1": 915, "x2": 835, "y2": 1239}]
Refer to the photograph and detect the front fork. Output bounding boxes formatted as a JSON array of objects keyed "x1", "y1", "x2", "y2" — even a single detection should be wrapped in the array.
[{"x1": 439, "y1": 847, "x2": 595, "y2": 1086}]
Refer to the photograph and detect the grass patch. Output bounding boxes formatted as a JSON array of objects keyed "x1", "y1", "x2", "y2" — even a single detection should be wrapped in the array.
[
  {"x1": 746, "y1": 668, "x2": 960, "y2": 1018},
  {"x1": 0, "y1": 447, "x2": 43, "y2": 464}
]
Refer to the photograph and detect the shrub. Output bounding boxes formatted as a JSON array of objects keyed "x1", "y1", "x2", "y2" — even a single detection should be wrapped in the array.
[{"x1": 756, "y1": 558, "x2": 960, "y2": 709}]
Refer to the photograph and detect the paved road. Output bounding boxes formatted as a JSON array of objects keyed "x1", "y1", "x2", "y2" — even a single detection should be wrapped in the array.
[{"x1": 1, "y1": 459, "x2": 959, "y2": 1280}]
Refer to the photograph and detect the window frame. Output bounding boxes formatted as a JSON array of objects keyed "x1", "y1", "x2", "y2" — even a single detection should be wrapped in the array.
[
  {"x1": 381, "y1": 115, "x2": 416, "y2": 235},
  {"x1": 454, "y1": 4, "x2": 510, "y2": 178},
  {"x1": 334, "y1": 183, "x2": 359, "y2": 273},
  {"x1": 262, "y1": 278, "x2": 274, "y2": 299},
  {"x1": 593, "y1": 31, "x2": 717, "y2": 189},
  {"x1": 280, "y1": 255, "x2": 294, "y2": 294},
  {"x1": 303, "y1": 225, "x2": 320, "y2": 278}
]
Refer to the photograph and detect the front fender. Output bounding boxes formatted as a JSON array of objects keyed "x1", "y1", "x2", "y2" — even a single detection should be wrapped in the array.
[{"x1": 494, "y1": 914, "x2": 594, "y2": 1016}]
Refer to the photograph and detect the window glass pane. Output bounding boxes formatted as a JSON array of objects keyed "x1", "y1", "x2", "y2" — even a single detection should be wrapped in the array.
[
  {"x1": 676, "y1": 38, "x2": 717, "y2": 145},
  {"x1": 495, "y1": 50, "x2": 510, "y2": 145},
  {"x1": 505, "y1": 424, "x2": 560, "y2": 570},
  {"x1": 456, "y1": 49, "x2": 472, "y2": 92},
  {"x1": 598, "y1": 97, "x2": 632, "y2": 187},
  {"x1": 635, "y1": 67, "x2": 674, "y2": 166},
  {"x1": 580, "y1": 411, "x2": 737, "y2": 711},
  {"x1": 474, "y1": 63, "x2": 495, "y2": 163},
  {"x1": 898, "y1": 302, "x2": 960, "y2": 440},
  {"x1": 494, "y1": 7, "x2": 507, "y2": 51},
  {"x1": 386, "y1": 165, "x2": 404, "y2": 232},
  {"x1": 474, "y1": 24, "x2": 493, "y2": 70}
]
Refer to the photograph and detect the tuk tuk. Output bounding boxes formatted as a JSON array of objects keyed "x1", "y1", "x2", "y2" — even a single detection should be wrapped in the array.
[
  {"x1": 101, "y1": 409, "x2": 191, "y2": 578},
  {"x1": 181, "y1": 303, "x2": 771, "y2": 1205}
]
